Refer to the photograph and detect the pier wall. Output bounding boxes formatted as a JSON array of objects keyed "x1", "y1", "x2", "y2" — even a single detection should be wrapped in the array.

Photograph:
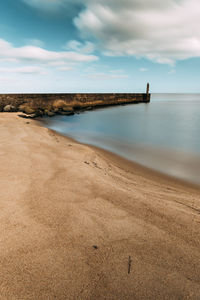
[{"x1": 0, "y1": 93, "x2": 150, "y2": 116}]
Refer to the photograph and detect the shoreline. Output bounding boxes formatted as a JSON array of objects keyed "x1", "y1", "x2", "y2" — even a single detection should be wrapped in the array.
[
  {"x1": 93, "y1": 146, "x2": 200, "y2": 190},
  {"x1": 43, "y1": 125, "x2": 200, "y2": 192},
  {"x1": 91, "y1": 145, "x2": 200, "y2": 192},
  {"x1": 1, "y1": 112, "x2": 200, "y2": 299}
]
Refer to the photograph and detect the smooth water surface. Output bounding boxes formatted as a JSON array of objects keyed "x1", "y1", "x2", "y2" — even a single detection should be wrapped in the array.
[{"x1": 43, "y1": 94, "x2": 200, "y2": 185}]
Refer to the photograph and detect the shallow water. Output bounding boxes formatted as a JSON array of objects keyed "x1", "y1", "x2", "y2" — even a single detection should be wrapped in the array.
[{"x1": 43, "y1": 94, "x2": 200, "y2": 185}]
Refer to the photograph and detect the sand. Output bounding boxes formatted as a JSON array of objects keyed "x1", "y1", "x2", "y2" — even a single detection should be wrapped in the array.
[{"x1": 0, "y1": 112, "x2": 200, "y2": 300}]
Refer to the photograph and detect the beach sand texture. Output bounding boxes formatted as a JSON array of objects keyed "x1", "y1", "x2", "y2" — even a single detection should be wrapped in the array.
[{"x1": 0, "y1": 113, "x2": 200, "y2": 300}]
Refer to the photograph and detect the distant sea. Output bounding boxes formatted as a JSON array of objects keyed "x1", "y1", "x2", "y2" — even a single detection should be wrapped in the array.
[{"x1": 43, "y1": 94, "x2": 200, "y2": 185}]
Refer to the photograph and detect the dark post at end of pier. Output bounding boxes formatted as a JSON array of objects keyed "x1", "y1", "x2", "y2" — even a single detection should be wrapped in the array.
[{"x1": 146, "y1": 82, "x2": 150, "y2": 95}]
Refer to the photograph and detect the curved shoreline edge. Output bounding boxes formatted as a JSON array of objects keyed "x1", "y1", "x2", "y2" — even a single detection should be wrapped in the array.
[
  {"x1": 41, "y1": 122, "x2": 200, "y2": 192},
  {"x1": 0, "y1": 112, "x2": 200, "y2": 299}
]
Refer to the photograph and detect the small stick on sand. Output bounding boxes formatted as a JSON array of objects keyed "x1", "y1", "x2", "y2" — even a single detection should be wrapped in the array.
[{"x1": 128, "y1": 256, "x2": 132, "y2": 274}]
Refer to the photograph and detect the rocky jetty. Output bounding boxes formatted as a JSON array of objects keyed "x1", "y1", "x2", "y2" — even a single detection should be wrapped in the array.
[{"x1": 0, "y1": 92, "x2": 151, "y2": 118}]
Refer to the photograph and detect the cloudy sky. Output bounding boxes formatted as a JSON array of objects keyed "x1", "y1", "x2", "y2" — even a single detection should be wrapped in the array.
[{"x1": 0, "y1": 0, "x2": 200, "y2": 92}]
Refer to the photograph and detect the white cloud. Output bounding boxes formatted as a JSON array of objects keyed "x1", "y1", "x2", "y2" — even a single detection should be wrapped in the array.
[
  {"x1": 139, "y1": 68, "x2": 148, "y2": 72},
  {"x1": 87, "y1": 72, "x2": 128, "y2": 80},
  {"x1": 74, "y1": 0, "x2": 200, "y2": 64},
  {"x1": 22, "y1": 0, "x2": 81, "y2": 15},
  {"x1": 25, "y1": 39, "x2": 45, "y2": 47},
  {"x1": 0, "y1": 66, "x2": 47, "y2": 75},
  {"x1": 20, "y1": 0, "x2": 200, "y2": 64},
  {"x1": 0, "y1": 76, "x2": 15, "y2": 82},
  {"x1": 48, "y1": 61, "x2": 73, "y2": 67},
  {"x1": 22, "y1": 0, "x2": 67, "y2": 12},
  {"x1": 168, "y1": 69, "x2": 176, "y2": 74},
  {"x1": 109, "y1": 69, "x2": 124, "y2": 73},
  {"x1": 0, "y1": 39, "x2": 98, "y2": 65},
  {"x1": 57, "y1": 66, "x2": 74, "y2": 71},
  {"x1": 65, "y1": 40, "x2": 95, "y2": 54}
]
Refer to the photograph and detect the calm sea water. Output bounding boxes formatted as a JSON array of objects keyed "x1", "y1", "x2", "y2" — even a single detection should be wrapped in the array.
[{"x1": 43, "y1": 94, "x2": 200, "y2": 185}]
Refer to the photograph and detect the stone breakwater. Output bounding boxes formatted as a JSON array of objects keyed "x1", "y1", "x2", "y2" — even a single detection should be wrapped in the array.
[{"x1": 0, "y1": 93, "x2": 150, "y2": 117}]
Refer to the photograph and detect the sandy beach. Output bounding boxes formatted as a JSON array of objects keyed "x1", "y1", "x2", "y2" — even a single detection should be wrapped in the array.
[{"x1": 0, "y1": 112, "x2": 200, "y2": 300}]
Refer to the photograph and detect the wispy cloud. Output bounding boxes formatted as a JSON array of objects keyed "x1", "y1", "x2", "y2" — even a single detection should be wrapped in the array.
[
  {"x1": 22, "y1": 0, "x2": 81, "y2": 16},
  {"x1": 25, "y1": 39, "x2": 45, "y2": 48},
  {"x1": 0, "y1": 66, "x2": 47, "y2": 75},
  {"x1": 139, "y1": 68, "x2": 148, "y2": 72},
  {"x1": 109, "y1": 69, "x2": 124, "y2": 73},
  {"x1": 87, "y1": 72, "x2": 128, "y2": 80},
  {"x1": 168, "y1": 69, "x2": 176, "y2": 74},
  {"x1": 57, "y1": 66, "x2": 74, "y2": 71},
  {"x1": 22, "y1": 0, "x2": 66, "y2": 13},
  {"x1": 0, "y1": 39, "x2": 98, "y2": 65},
  {"x1": 64, "y1": 40, "x2": 95, "y2": 54}
]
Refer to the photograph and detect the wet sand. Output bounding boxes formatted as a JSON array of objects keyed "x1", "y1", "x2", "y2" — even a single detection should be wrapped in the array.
[{"x1": 0, "y1": 113, "x2": 200, "y2": 300}]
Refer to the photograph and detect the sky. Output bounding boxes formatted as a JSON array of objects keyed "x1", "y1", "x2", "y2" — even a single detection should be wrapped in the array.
[{"x1": 0, "y1": 0, "x2": 200, "y2": 93}]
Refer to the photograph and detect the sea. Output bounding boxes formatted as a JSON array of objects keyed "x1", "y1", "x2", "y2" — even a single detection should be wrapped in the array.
[{"x1": 43, "y1": 94, "x2": 200, "y2": 185}]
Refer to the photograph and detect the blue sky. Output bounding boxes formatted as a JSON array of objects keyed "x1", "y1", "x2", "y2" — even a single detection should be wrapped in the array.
[{"x1": 0, "y1": 0, "x2": 200, "y2": 93}]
